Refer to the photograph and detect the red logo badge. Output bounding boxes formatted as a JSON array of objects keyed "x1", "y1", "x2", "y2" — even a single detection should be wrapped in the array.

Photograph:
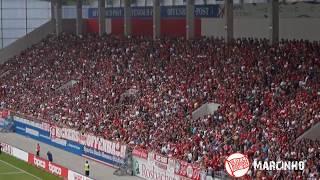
[{"x1": 225, "y1": 153, "x2": 250, "y2": 178}]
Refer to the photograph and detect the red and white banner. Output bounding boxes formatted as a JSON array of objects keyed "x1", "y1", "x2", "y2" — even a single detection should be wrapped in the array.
[
  {"x1": 133, "y1": 157, "x2": 177, "y2": 180},
  {"x1": 68, "y1": 170, "x2": 94, "y2": 180},
  {"x1": 0, "y1": 142, "x2": 28, "y2": 162},
  {"x1": 174, "y1": 160, "x2": 201, "y2": 180},
  {"x1": 0, "y1": 142, "x2": 13, "y2": 155},
  {"x1": 50, "y1": 125, "x2": 57, "y2": 139},
  {"x1": 133, "y1": 151, "x2": 178, "y2": 180},
  {"x1": 154, "y1": 153, "x2": 169, "y2": 164},
  {"x1": 28, "y1": 153, "x2": 69, "y2": 178},
  {"x1": 132, "y1": 148, "x2": 148, "y2": 159},
  {"x1": 50, "y1": 125, "x2": 127, "y2": 158},
  {"x1": 132, "y1": 149, "x2": 203, "y2": 180},
  {"x1": 0, "y1": 110, "x2": 10, "y2": 118}
]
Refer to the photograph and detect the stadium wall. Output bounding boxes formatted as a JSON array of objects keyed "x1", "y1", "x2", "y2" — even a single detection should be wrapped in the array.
[
  {"x1": 297, "y1": 122, "x2": 320, "y2": 141},
  {"x1": 82, "y1": 4, "x2": 320, "y2": 41},
  {"x1": 85, "y1": 17, "x2": 320, "y2": 41},
  {"x1": 0, "y1": 21, "x2": 55, "y2": 64},
  {"x1": 85, "y1": 5, "x2": 214, "y2": 37},
  {"x1": 0, "y1": 18, "x2": 86, "y2": 65},
  {"x1": 85, "y1": 18, "x2": 202, "y2": 37},
  {"x1": 201, "y1": 18, "x2": 270, "y2": 39},
  {"x1": 62, "y1": 19, "x2": 88, "y2": 34},
  {"x1": 279, "y1": 18, "x2": 320, "y2": 40},
  {"x1": 201, "y1": 18, "x2": 320, "y2": 41}
]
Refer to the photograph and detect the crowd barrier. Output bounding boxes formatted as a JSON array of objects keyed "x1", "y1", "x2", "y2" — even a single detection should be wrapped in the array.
[
  {"x1": 12, "y1": 115, "x2": 127, "y2": 168},
  {"x1": 0, "y1": 142, "x2": 93, "y2": 180}
]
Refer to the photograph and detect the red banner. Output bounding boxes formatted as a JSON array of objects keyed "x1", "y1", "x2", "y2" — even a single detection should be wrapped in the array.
[
  {"x1": 154, "y1": 153, "x2": 169, "y2": 164},
  {"x1": 28, "y1": 153, "x2": 68, "y2": 178},
  {"x1": 0, "y1": 110, "x2": 9, "y2": 118},
  {"x1": 174, "y1": 160, "x2": 201, "y2": 180},
  {"x1": 132, "y1": 148, "x2": 148, "y2": 159}
]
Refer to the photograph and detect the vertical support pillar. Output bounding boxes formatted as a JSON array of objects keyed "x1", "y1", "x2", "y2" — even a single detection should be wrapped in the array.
[
  {"x1": 124, "y1": 0, "x2": 131, "y2": 37},
  {"x1": 25, "y1": 0, "x2": 28, "y2": 34},
  {"x1": 186, "y1": 0, "x2": 195, "y2": 40},
  {"x1": 51, "y1": 0, "x2": 55, "y2": 21},
  {"x1": 0, "y1": 0, "x2": 3, "y2": 48},
  {"x1": 153, "y1": 0, "x2": 160, "y2": 40},
  {"x1": 55, "y1": 0, "x2": 62, "y2": 35},
  {"x1": 269, "y1": 0, "x2": 279, "y2": 44},
  {"x1": 76, "y1": 0, "x2": 83, "y2": 36},
  {"x1": 224, "y1": 0, "x2": 233, "y2": 43},
  {"x1": 98, "y1": 0, "x2": 106, "y2": 36}
]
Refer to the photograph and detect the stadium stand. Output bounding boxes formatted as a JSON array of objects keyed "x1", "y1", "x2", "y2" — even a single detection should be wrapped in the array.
[{"x1": 0, "y1": 33, "x2": 319, "y2": 179}]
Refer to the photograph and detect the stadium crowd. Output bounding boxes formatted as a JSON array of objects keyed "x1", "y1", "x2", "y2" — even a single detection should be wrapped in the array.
[{"x1": 0, "y1": 33, "x2": 319, "y2": 179}]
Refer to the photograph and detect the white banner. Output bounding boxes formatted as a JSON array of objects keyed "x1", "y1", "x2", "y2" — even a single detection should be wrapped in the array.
[
  {"x1": 0, "y1": 142, "x2": 30, "y2": 162},
  {"x1": 68, "y1": 170, "x2": 94, "y2": 180},
  {"x1": 26, "y1": 127, "x2": 39, "y2": 137},
  {"x1": 51, "y1": 126, "x2": 126, "y2": 158},
  {"x1": 132, "y1": 150, "x2": 208, "y2": 180},
  {"x1": 14, "y1": 116, "x2": 50, "y2": 132},
  {"x1": 12, "y1": 147, "x2": 29, "y2": 162},
  {"x1": 0, "y1": 142, "x2": 13, "y2": 155},
  {"x1": 133, "y1": 152, "x2": 178, "y2": 180}
]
